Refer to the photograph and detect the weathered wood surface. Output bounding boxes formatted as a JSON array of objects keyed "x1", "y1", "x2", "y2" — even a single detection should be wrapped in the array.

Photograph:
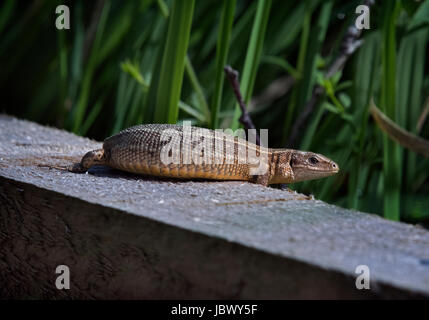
[{"x1": 1, "y1": 115, "x2": 429, "y2": 299}]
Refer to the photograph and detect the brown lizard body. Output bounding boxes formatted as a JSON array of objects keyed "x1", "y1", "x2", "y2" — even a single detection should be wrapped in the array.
[{"x1": 68, "y1": 124, "x2": 339, "y2": 186}]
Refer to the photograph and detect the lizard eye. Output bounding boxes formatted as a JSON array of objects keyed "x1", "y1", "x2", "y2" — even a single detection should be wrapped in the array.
[{"x1": 309, "y1": 156, "x2": 319, "y2": 165}]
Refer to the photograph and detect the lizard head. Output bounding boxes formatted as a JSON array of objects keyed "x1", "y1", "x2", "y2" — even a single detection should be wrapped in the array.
[{"x1": 289, "y1": 151, "x2": 339, "y2": 183}]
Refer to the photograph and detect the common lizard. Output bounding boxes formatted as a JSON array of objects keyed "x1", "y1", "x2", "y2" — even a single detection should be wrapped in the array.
[{"x1": 68, "y1": 124, "x2": 339, "y2": 186}]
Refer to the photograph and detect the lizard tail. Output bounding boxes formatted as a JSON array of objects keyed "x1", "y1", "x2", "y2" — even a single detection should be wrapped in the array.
[{"x1": 68, "y1": 149, "x2": 106, "y2": 173}]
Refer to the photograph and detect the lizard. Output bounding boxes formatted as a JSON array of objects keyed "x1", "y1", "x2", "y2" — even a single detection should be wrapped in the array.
[{"x1": 68, "y1": 124, "x2": 339, "y2": 186}]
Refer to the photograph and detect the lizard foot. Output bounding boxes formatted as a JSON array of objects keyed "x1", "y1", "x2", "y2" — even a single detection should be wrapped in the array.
[{"x1": 67, "y1": 162, "x2": 87, "y2": 173}]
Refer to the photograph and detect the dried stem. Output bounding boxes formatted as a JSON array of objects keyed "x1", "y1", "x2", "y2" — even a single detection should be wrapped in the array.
[{"x1": 224, "y1": 65, "x2": 261, "y2": 145}]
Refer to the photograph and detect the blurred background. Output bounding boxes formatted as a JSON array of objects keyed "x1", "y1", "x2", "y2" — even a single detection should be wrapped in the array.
[{"x1": 1, "y1": 0, "x2": 428, "y2": 224}]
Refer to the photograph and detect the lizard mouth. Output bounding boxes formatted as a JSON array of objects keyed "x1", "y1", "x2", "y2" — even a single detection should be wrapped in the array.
[
  {"x1": 308, "y1": 167, "x2": 339, "y2": 176},
  {"x1": 317, "y1": 169, "x2": 338, "y2": 174},
  {"x1": 308, "y1": 166, "x2": 339, "y2": 173}
]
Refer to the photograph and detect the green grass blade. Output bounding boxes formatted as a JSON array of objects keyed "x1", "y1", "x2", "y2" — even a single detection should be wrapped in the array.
[
  {"x1": 348, "y1": 31, "x2": 381, "y2": 210},
  {"x1": 72, "y1": 0, "x2": 111, "y2": 133},
  {"x1": 154, "y1": 0, "x2": 195, "y2": 124},
  {"x1": 112, "y1": 72, "x2": 127, "y2": 132},
  {"x1": 143, "y1": 11, "x2": 169, "y2": 124},
  {"x1": 260, "y1": 55, "x2": 299, "y2": 79},
  {"x1": 156, "y1": 0, "x2": 169, "y2": 19},
  {"x1": 397, "y1": 28, "x2": 427, "y2": 190},
  {"x1": 121, "y1": 59, "x2": 149, "y2": 89},
  {"x1": 210, "y1": 0, "x2": 236, "y2": 129},
  {"x1": 179, "y1": 101, "x2": 205, "y2": 123},
  {"x1": 97, "y1": 9, "x2": 132, "y2": 64},
  {"x1": 65, "y1": 1, "x2": 84, "y2": 128},
  {"x1": 231, "y1": 0, "x2": 272, "y2": 130},
  {"x1": 283, "y1": 1, "x2": 332, "y2": 143},
  {"x1": 56, "y1": 24, "x2": 68, "y2": 120},
  {"x1": 113, "y1": 77, "x2": 137, "y2": 134},
  {"x1": 80, "y1": 97, "x2": 105, "y2": 136},
  {"x1": 151, "y1": 0, "x2": 208, "y2": 125},
  {"x1": 407, "y1": 0, "x2": 429, "y2": 32},
  {"x1": 380, "y1": 0, "x2": 401, "y2": 220},
  {"x1": 265, "y1": 1, "x2": 308, "y2": 55},
  {"x1": 125, "y1": 85, "x2": 145, "y2": 128},
  {"x1": 228, "y1": 1, "x2": 256, "y2": 65},
  {"x1": 283, "y1": 6, "x2": 310, "y2": 140},
  {"x1": 185, "y1": 55, "x2": 210, "y2": 124}
]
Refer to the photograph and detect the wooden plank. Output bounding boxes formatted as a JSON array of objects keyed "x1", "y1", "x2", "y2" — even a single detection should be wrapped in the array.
[{"x1": 1, "y1": 115, "x2": 429, "y2": 299}]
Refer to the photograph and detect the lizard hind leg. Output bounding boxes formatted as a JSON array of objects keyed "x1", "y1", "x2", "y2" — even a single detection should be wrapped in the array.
[
  {"x1": 252, "y1": 171, "x2": 270, "y2": 187},
  {"x1": 68, "y1": 149, "x2": 106, "y2": 173}
]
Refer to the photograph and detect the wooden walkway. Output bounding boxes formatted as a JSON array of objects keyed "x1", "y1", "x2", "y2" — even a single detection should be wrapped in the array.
[{"x1": 1, "y1": 115, "x2": 429, "y2": 299}]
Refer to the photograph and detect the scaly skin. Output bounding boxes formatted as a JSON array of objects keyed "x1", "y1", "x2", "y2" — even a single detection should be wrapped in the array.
[{"x1": 68, "y1": 124, "x2": 339, "y2": 186}]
